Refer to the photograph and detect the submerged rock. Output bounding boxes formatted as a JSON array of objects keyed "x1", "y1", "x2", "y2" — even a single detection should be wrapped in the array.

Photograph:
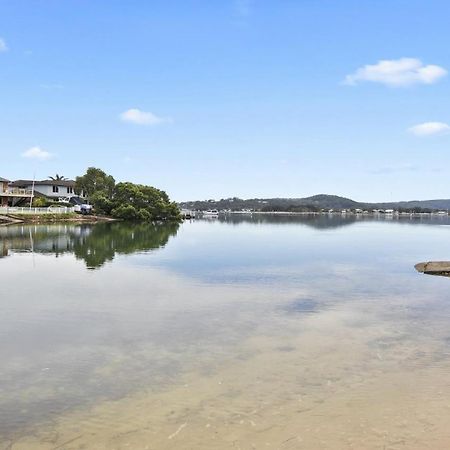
[{"x1": 415, "y1": 261, "x2": 450, "y2": 277}]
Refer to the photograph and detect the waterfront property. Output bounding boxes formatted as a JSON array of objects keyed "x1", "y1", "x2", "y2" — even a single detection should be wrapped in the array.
[
  {"x1": 9, "y1": 179, "x2": 79, "y2": 202},
  {"x1": 0, "y1": 177, "x2": 33, "y2": 207},
  {"x1": 0, "y1": 176, "x2": 88, "y2": 209}
]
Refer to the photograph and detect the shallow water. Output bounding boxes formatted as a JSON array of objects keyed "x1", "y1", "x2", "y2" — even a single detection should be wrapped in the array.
[{"x1": 1, "y1": 215, "x2": 450, "y2": 449}]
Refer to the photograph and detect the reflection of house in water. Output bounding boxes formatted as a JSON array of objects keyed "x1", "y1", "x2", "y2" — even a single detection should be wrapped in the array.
[
  {"x1": 0, "y1": 239, "x2": 8, "y2": 257},
  {"x1": 0, "y1": 225, "x2": 92, "y2": 257},
  {"x1": 0, "y1": 222, "x2": 179, "y2": 269}
]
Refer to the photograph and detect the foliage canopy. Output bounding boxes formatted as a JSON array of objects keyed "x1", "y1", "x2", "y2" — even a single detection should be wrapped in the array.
[
  {"x1": 75, "y1": 167, "x2": 180, "y2": 221},
  {"x1": 75, "y1": 167, "x2": 115, "y2": 199}
]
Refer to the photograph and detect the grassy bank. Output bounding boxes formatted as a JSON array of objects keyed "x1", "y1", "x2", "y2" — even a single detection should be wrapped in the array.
[{"x1": 0, "y1": 213, "x2": 118, "y2": 224}]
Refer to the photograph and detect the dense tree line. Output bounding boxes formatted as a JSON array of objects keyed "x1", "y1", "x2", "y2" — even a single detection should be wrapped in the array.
[
  {"x1": 75, "y1": 167, "x2": 180, "y2": 221},
  {"x1": 180, "y1": 194, "x2": 449, "y2": 213}
]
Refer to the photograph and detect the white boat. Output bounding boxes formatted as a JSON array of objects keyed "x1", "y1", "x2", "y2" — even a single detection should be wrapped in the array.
[{"x1": 203, "y1": 209, "x2": 219, "y2": 216}]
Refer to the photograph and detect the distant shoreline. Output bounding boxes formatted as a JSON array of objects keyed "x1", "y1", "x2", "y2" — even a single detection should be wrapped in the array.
[
  {"x1": 179, "y1": 194, "x2": 450, "y2": 214},
  {"x1": 187, "y1": 210, "x2": 449, "y2": 218}
]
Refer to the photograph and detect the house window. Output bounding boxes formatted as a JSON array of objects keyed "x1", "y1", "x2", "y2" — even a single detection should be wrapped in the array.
[
  {"x1": 53, "y1": 185, "x2": 59, "y2": 193},
  {"x1": 67, "y1": 187, "x2": 73, "y2": 194}
]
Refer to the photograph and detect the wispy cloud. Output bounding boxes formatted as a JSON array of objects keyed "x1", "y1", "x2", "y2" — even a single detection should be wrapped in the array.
[
  {"x1": 0, "y1": 38, "x2": 8, "y2": 52},
  {"x1": 370, "y1": 163, "x2": 418, "y2": 175},
  {"x1": 119, "y1": 108, "x2": 171, "y2": 126},
  {"x1": 408, "y1": 122, "x2": 450, "y2": 137},
  {"x1": 234, "y1": 0, "x2": 253, "y2": 17},
  {"x1": 344, "y1": 58, "x2": 447, "y2": 87},
  {"x1": 22, "y1": 146, "x2": 52, "y2": 161}
]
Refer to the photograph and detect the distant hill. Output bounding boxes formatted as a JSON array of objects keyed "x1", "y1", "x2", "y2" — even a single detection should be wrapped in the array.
[{"x1": 179, "y1": 194, "x2": 450, "y2": 212}]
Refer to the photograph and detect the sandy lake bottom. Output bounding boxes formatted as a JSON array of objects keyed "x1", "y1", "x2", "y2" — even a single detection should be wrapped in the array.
[{"x1": 2, "y1": 216, "x2": 450, "y2": 449}]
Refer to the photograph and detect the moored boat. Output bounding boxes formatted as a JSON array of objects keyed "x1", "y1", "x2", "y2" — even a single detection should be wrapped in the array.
[{"x1": 203, "y1": 209, "x2": 219, "y2": 216}]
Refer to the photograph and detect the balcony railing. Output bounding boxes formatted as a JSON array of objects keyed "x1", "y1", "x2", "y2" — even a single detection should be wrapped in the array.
[
  {"x1": 0, "y1": 188, "x2": 33, "y2": 196},
  {"x1": 0, "y1": 206, "x2": 75, "y2": 214}
]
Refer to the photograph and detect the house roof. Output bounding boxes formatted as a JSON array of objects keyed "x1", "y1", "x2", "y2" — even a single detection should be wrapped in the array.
[
  {"x1": 10, "y1": 179, "x2": 75, "y2": 187},
  {"x1": 0, "y1": 177, "x2": 10, "y2": 182}
]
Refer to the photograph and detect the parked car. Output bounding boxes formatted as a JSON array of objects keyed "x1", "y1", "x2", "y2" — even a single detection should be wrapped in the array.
[
  {"x1": 70, "y1": 196, "x2": 93, "y2": 215},
  {"x1": 73, "y1": 204, "x2": 93, "y2": 215}
]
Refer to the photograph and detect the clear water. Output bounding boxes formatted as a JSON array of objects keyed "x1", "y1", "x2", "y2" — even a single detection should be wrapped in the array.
[{"x1": 1, "y1": 215, "x2": 450, "y2": 449}]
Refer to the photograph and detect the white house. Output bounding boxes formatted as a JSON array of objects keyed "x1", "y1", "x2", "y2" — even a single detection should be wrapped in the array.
[{"x1": 9, "y1": 179, "x2": 79, "y2": 201}]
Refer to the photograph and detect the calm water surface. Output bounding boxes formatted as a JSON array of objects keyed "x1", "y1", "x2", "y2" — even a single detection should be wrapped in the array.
[{"x1": 1, "y1": 215, "x2": 450, "y2": 449}]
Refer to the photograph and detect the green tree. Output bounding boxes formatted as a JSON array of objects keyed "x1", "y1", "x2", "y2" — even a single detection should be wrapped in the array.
[
  {"x1": 75, "y1": 167, "x2": 179, "y2": 221},
  {"x1": 89, "y1": 192, "x2": 114, "y2": 215},
  {"x1": 75, "y1": 167, "x2": 115, "y2": 199},
  {"x1": 110, "y1": 182, "x2": 180, "y2": 221},
  {"x1": 32, "y1": 197, "x2": 48, "y2": 207},
  {"x1": 48, "y1": 174, "x2": 68, "y2": 181}
]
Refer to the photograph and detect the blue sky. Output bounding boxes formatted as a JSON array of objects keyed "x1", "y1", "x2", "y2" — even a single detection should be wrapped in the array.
[{"x1": 1, "y1": 0, "x2": 449, "y2": 202}]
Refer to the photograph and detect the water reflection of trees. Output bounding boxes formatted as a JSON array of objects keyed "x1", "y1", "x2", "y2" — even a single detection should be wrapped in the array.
[
  {"x1": 0, "y1": 222, "x2": 179, "y2": 269},
  {"x1": 72, "y1": 222, "x2": 179, "y2": 268}
]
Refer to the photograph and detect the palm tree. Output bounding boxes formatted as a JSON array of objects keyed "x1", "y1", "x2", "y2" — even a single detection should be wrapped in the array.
[{"x1": 48, "y1": 174, "x2": 67, "y2": 181}]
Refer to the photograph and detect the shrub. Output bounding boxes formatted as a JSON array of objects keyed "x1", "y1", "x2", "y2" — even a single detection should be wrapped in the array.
[
  {"x1": 32, "y1": 197, "x2": 49, "y2": 207},
  {"x1": 137, "y1": 208, "x2": 152, "y2": 221},
  {"x1": 111, "y1": 204, "x2": 138, "y2": 220},
  {"x1": 90, "y1": 192, "x2": 113, "y2": 215}
]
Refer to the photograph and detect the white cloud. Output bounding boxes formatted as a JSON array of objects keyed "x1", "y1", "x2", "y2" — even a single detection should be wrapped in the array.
[
  {"x1": 119, "y1": 108, "x2": 171, "y2": 126},
  {"x1": 344, "y1": 58, "x2": 447, "y2": 87},
  {"x1": 0, "y1": 38, "x2": 8, "y2": 52},
  {"x1": 22, "y1": 146, "x2": 52, "y2": 160},
  {"x1": 408, "y1": 121, "x2": 450, "y2": 136}
]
